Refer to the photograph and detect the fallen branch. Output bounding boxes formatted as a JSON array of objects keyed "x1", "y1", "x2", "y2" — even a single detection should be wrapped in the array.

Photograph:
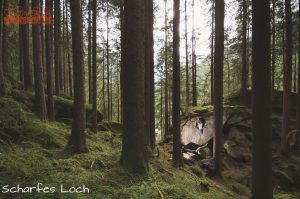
[{"x1": 155, "y1": 182, "x2": 164, "y2": 199}]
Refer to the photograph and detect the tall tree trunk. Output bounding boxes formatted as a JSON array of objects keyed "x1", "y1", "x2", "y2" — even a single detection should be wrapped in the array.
[
  {"x1": 54, "y1": 0, "x2": 61, "y2": 95},
  {"x1": 106, "y1": 0, "x2": 111, "y2": 121},
  {"x1": 88, "y1": 0, "x2": 92, "y2": 104},
  {"x1": 280, "y1": 0, "x2": 292, "y2": 156},
  {"x1": 192, "y1": 0, "x2": 197, "y2": 106},
  {"x1": 271, "y1": 0, "x2": 276, "y2": 92},
  {"x1": 149, "y1": 0, "x2": 155, "y2": 149},
  {"x1": 172, "y1": 0, "x2": 183, "y2": 167},
  {"x1": 296, "y1": 0, "x2": 300, "y2": 130},
  {"x1": 2, "y1": 0, "x2": 7, "y2": 74},
  {"x1": 145, "y1": 0, "x2": 151, "y2": 146},
  {"x1": 67, "y1": 0, "x2": 88, "y2": 153},
  {"x1": 0, "y1": 0, "x2": 5, "y2": 97},
  {"x1": 40, "y1": 0, "x2": 45, "y2": 85},
  {"x1": 213, "y1": 0, "x2": 224, "y2": 175},
  {"x1": 91, "y1": 0, "x2": 97, "y2": 132},
  {"x1": 66, "y1": 2, "x2": 72, "y2": 97},
  {"x1": 21, "y1": 0, "x2": 33, "y2": 91},
  {"x1": 211, "y1": 0, "x2": 215, "y2": 104},
  {"x1": 120, "y1": 0, "x2": 148, "y2": 173},
  {"x1": 19, "y1": 21, "x2": 24, "y2": 86},
  {"x1": 293, "y1": 54, "x2": 297, "y2": 93},
  {"x1": 184, "y1": 0, "x2": 189, "y2": 113},
  {"x1": 164, "y1": 0, "x2": 169, "y2": 141},
  {"x1": 62, "y1": 0, "x2": 66, "y2": 94},
  {"x1": 102, "y1": 49, "x2": 106, "y2": 120},
  {"x1": 32, "y1": 0, "x2": 47, "y2": 120},
  {"x1": 46, "y1": 0, "x2": 55, "y2": 121},
  {"x1": 240, "y1": 0, "x2": 247, "y2": 105},
  {"x1": 251, "y1": 0, "x2": 273, "y2": 198}
]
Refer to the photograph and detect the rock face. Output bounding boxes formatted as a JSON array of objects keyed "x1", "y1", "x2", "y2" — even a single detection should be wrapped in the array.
[{"x1": 181, "y1": 107, "x2": 251, "y2": 146}]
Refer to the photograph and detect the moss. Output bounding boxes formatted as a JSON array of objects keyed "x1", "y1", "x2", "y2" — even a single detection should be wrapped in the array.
[
  {"x1": 274, "y1": 192, "x2": 298, "y2": 199},
  {"x1": 273, "y1": 169, "x2": 294, "y2": 190}
]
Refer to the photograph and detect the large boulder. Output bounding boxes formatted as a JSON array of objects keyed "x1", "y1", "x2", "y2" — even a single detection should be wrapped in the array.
[{"x1": 181, "y1": 106, "x2": 251, "y2": 146}]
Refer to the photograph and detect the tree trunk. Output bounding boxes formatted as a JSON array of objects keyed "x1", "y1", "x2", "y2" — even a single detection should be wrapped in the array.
[
  {"x1": 88, "y1": 1, "x2": 92, "y2": 104},
  {"x1": 240, "y1": 0, "x2": 247, "y2": 105},
  {"x1": 296, "y1": 0, "x2": 300, "y2": 130},
  {"x1": 54, "y1": 0, "x2": 61, "y2": 96},
  {"x1": 2, "y1": 0, "x2": 8, "y2": 74},
  {"x1": 184, "y1": 0, "x2": 189, "y2": 114},
  {"x1": 149, "y1": 0, "x2": 155, "y2": 149},
  {"x1": 251, "y1": 0, "x2": 273, "y2": 198},
  {"x1": 0, "y1": 0, "x2": 5, "y2": 97},
  {"x1": 164, "y1": 0, "x2": 169, "y2": 141},
  {"x1": 40, "y1": 0, "x2": 45, "y2": 85},
  {"x1": 293, "y1": 53, "x2": 297, "y2": 93},
  {"x1": 106, "y1": 0, "x2": 111, "y2": 121},
  {"x1": 66, "y1": 0, "x2": 88, "y2": 153},
  {"x1": 32, "y1": 0, "x2": 47, "y2": 120},
  {"x1": 213, "y1": 0, "x2": 224, "y2": 175},
  {"x1": 102, "y1": 49, "x2": 106, "y2": 119},
  {"x1": 192, "y1": 0, "x2": 197, "y2": 106},
  {"x1": 19, "y1": 20, "x2": 24, "y2": 86},
  {"x1": 280, "y1": 0, "x2": 292, "y2": 156},
  {"x1": 46, "y1": 0, "x2": 55, "y2": 121},
  {"x1": 172, "y1": 0, "x2": 183, "y2": 167},
  {"x1": 211, "y1": 1, "x2": 215, "y2": 104},
  {"x1": 145, "y1": 0, "x2": 151, "y2": 146},
  {"x1": 66, "y1": 2, "x2": 72, "y2": 97},
  {"x1": 20, "y1": 0, "x2": 33, "y2": 91},
  {"x1": 120, "y1": 0, "x2": 148, "y2": 173},
  {"x1": 91, "y1": 0, "x2": 97, "y2": 133},
  {"x1": 271, "y1": 0, "x2": 276, "y2": 93}
]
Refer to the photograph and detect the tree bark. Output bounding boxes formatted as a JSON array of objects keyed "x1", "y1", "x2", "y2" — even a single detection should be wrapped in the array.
[
  {"x1": 211, "y1": 1, "x2": 215, "y2": 104},
  {"x1": 271, "y1": 0, "x2": 276, "y2": 93},
  {"x1": 149, "y1": 0, "x2": 155, "y2": 149},
  {"x1": 192, "y1": 0, "x2": 197, "y2": 106},
  {"x1": 120, "y1": 0, "x2": 148, "y2": 173},
  {"x1": 0, "y1": 0, "x2": 5, "y2": 97},
  {"x1": 54, "y1": 0, "x2": 61, "y2": 96},
  {"x1": 66, "y1": 0, "x2": 88, "y2": 153},
  {"x1": 66, "y1": 2, "x2": 72, "y2": 97},
  {"x1": 2, "y1": 0, "x2": 8, "y2": 74},
  {"x1": 32, "y1": 0, "x2": 47, "y2": 120},
  {"x1": 20, "y1": 0, "x2": 33, "y2": 91},
  {"x1": 46, "y1": 0, "x2": 55, "y2": 121},
  {"x1": 251, "y1": 0, "x2": 273, "y2": 198},
  {"x1": 145, "y1": 0, "x2": 151, "y2": 146},
  {"x1": 296, "y1": 0, "x2": 300, "y2": 130},
  {"x1": 184, "y1": 0, "x2": 189, "y2": 113},
  {"x1": 280, "y1": 0, "x2": 292, "y2": 156},
  {"x1": 19, "y1": 18, "x2": 24, "y2": 86},
  {"x1": 88, "y1": 0, "x2": 92, "y2": 104},
  {"x1": 91, "y1": 0, "x2": 97, "y2": 133},
  {"x1": 213, "y1": 0, "x2": 224, "y2": 175},
  {"x1": 106, "y1": 0, "x2": 111, "y2": 121},
  {"x1": 164, "y1": 0, "x2": 169, "y2": 141},
  {"x1": 172, "y1": 0, "x2": 183, "y2": 167},
  {"x1": 240, "y1": 0, "x2": 247, "y2": 105}
]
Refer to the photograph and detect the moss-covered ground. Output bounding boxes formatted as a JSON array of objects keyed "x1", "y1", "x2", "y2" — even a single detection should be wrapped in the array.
[{"x1": 0, "y1": 90, "x2": 300, "y2": 198}]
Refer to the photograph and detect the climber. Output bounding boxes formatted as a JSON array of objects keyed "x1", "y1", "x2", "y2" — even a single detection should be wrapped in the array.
[{"x1": 195, "y1": 117, "x2": 205, "y2": 135}]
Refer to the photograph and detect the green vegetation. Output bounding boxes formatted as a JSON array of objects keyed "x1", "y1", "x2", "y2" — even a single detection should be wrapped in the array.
[{"x1": 0, "y1": 93, "x2": 238, "y2": 199}]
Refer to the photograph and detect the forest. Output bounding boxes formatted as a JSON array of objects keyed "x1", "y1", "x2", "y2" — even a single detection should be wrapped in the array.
[{"x1": 0, "y1": 0, "x2": 300, "y2": 198}]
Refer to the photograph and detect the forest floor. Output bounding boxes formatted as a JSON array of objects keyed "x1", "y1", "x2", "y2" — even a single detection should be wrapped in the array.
[{"x1": 0, "y1": 88, "x2": 300, "y2": 198}]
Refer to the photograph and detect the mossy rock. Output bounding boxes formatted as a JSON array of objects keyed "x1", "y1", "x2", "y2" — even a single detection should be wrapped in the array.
[{"x1": 11, "y1": 90, "x2": 103, "y2": 124}]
